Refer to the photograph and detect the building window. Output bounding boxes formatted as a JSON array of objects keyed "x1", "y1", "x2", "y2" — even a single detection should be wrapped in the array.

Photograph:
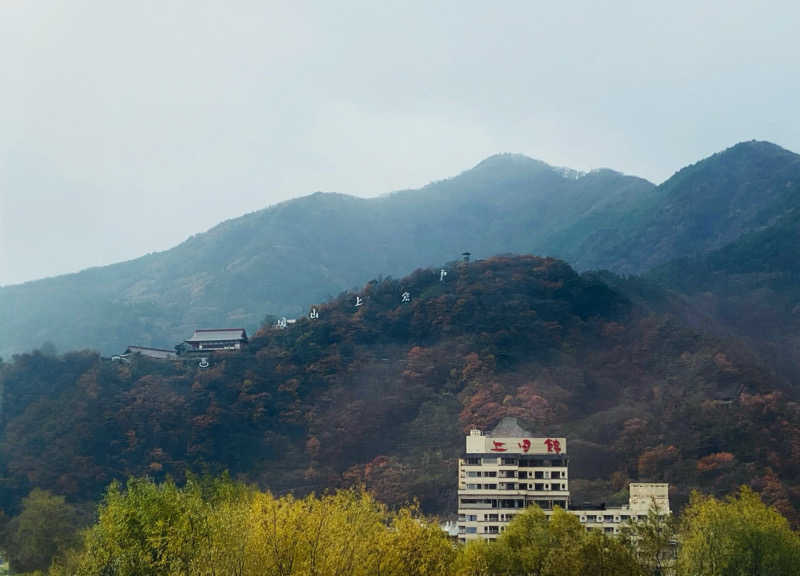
[
  {"x1": 466, "y1": 458, "x2": 481, "y2": 466},
  {"x1": 551, "y1": 471, "x2": 560, "y2": 479},
  {"x1": 535, "y1": 471, "x2": 544, "y2": 479}
]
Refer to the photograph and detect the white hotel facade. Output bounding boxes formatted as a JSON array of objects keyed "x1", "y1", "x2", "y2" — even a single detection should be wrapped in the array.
[{"x1": 457, "y1": 417, "x2": 670, "y2": 542}]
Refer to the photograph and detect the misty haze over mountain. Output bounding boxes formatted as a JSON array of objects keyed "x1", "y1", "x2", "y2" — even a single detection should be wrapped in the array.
[
  {"x1": 3, "y1": 2, "x2": 800, "y2": 286},
  {"x1": 2, "y1": 140, "x2": 800, "y2": 360}
]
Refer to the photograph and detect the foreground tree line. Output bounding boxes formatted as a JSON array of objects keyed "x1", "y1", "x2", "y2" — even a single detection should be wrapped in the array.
[{"x1": 1, "y1": 476, "x2": 798, "y2": 576}]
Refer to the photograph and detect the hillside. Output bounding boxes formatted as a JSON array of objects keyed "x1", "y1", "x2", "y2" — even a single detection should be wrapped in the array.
[
  {"x1": 647, "y1": 207, "x2": 800, "y2": 382},
  {"x1": 549, "y1": 141, "x2": 800, "y2": 273},
  {"x1": 3, "y1": 141, "x2": 800, "y2": 359},
  {"x1": 1, "y1": 256, "x2": 797, "y2": 523},
  {"x1": 0, "y1": 155, "x2": 656, "y2": 357}
]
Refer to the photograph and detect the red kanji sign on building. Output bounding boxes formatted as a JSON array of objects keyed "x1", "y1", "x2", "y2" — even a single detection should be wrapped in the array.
[
  {"x1": 490, "y1": 441, "x2": 508, "y2": 452},
  {"x1": 544, "y1": 438, "x2": 561, "y2": 454},
  {"x1": 518, "y1": 439, "x2": 531, "y2": 453}
]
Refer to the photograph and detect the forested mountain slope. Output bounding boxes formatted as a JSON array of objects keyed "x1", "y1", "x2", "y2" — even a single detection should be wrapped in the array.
[
  {"x1": 548, "y1": 140, "x2": 800, "y2": 273},
  {"x1": 2, "y1": 257, "x2": 797, "y2": 523},
  {"x1": 3, "y1": 141, "x2": 799, "y2": 359},
  {"x1": 0, "y1": 155, "x2": 654, "y2": 357},
  {"x1": 647, "y1": 206, "x2": 800, "y2": 382}
]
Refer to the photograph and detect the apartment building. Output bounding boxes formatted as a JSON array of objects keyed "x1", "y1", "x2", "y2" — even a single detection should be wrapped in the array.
[{"x1": 457, "y1": 417, "x2": 669, "y2": 542}]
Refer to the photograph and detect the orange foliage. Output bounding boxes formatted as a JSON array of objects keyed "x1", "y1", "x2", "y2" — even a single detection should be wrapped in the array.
[
  {"x1": 459, "y1": 382, "x2": 506, "y2": 432},
  {"x1": 696, "y1": 452, "x2": 736, "y2": 473}
]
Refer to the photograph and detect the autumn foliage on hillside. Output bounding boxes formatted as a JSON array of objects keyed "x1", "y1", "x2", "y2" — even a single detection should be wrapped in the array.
[{"x1": 0, "y1": 256, "x2": 798, "y2": 524}]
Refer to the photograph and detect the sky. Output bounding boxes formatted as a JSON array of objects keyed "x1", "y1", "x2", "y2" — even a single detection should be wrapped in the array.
[{"x1": 1, "y1": 1, "x2": 799, "y2": 286}]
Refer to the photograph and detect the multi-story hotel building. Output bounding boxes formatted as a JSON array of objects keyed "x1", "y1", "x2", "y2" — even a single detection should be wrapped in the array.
[{"x1": 457, "y1": 417, "x2": 669, "y2": 542}]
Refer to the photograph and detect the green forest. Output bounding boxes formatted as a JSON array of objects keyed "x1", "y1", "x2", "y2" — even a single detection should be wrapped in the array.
[{"x1": 1, "y1": 475, "x2": 798, "y2": 576}]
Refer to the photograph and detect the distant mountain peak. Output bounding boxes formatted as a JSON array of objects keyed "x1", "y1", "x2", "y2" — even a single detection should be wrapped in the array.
[
  {"x1": 705, "y1": 140, "x2": 798, "y2": 165},
  {"x1": 470, "y1": 153, "x2": 588, "y2": 180},
  {"x1": 472, "y1": 152, "x2": 550, "y2": 170},
  {"x1": 726, "y1": 139, "x2": 789, "y2": 153}
]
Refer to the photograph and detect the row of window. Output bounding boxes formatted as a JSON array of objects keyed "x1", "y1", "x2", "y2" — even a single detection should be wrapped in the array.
[
  {"x1": 578, "y1": 513, "x2": 648, "y2": 523},
  {"x1": 459, "y1": 513, "x2": 517, "y2": 523},
  {"x1": 459, "y1": 521, "x2": 636, "y2": 536},
  {"x1": 458, "y1": 527, "x2": 619, "y2": 542},
  {"x1": 459, "y1": 498, "x2": 568, "y2": 510},
  {"x1": 464, "y1": 483, "x2": 568, "y2": 491},
  {"x1": 458, "y1": 525, "x2": 505, "y2": 534},
  {"x1": 465, "y1": 457, "x2": 567, "y2": 467},
  {"x1": 466, "y1": 470, "x2": 565, "y2": 480}
]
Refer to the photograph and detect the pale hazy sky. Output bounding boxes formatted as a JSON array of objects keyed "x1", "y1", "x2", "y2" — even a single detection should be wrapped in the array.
[{"x1": 1, "y1": 1, "x2": 799, "y2": 285}]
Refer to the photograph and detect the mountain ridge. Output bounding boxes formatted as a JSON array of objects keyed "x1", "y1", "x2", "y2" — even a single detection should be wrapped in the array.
[
  {"x1": 2, "y1": 140, "x2": 799, "y2": 358},
  {"x1": 0, "y1": 154, "x2": 654, "y2": 356}
]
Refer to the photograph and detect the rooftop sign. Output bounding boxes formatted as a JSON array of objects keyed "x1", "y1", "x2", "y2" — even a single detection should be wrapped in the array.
[{"x1": 466, "y1": 434, "x2": 567, "y2": 455}]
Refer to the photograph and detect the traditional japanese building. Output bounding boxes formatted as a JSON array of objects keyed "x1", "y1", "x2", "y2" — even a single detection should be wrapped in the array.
[
  {"x1": 181, "y1": 328, "x2": 248, "y2": 353},
  {"x1": 457, "y1": 417, "x2": 669, "y2": 542},
  {"x1": 122, "y1": 345, "x2": 177, "y2": 360}
]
